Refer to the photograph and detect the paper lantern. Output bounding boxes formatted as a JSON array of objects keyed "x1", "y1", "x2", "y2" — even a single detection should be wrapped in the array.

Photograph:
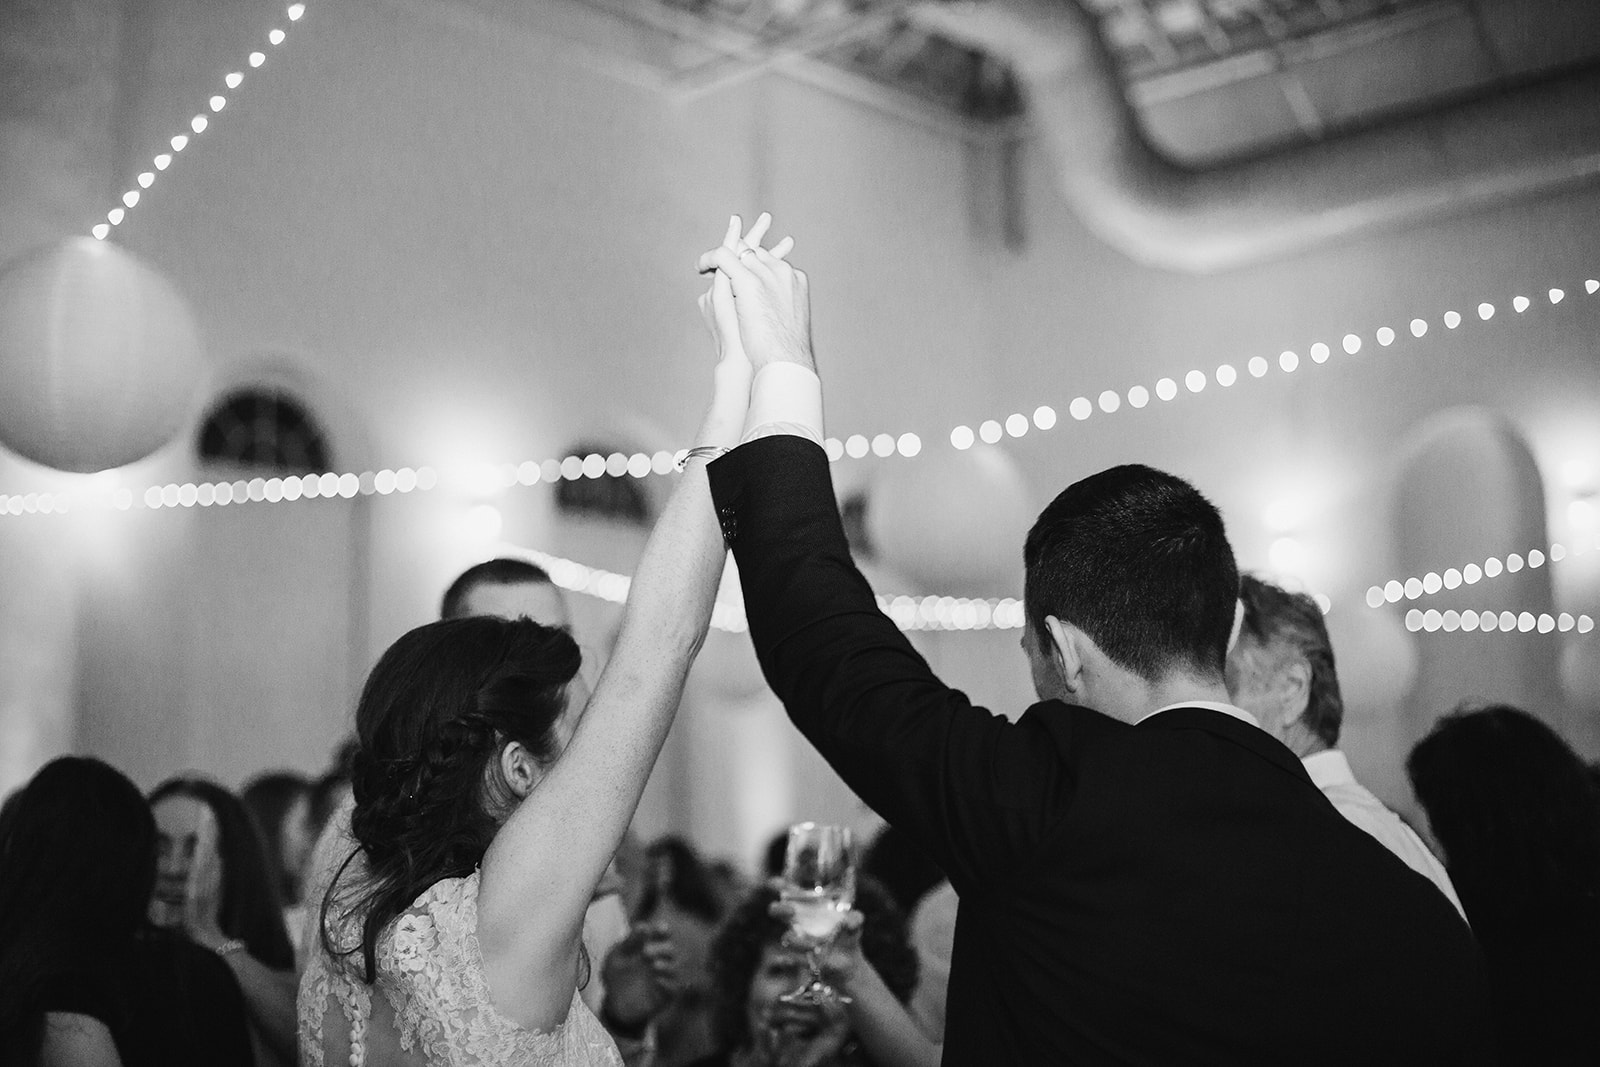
[
  {"x1": 0, "y1": 238, "x2": 203, "y2": 472},
  {"x1": 866, "y1": 443, "x2": 1033, "y2": 596}
]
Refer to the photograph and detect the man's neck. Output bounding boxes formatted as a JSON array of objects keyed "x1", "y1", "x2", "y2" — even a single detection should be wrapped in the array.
[
  {"x1": 1145, "y1": 676, "x2": 1234, "y2": 711},
  {"x1": 1092, "y1": 671, "x2": 1233, "y2": 725}
]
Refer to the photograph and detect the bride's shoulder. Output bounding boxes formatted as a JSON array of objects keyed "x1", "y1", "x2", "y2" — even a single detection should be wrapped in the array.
[
  {"x1": 411, "y1": 870, "x2": 481, "y2": 910},
  {"x1": 388, "y1": 871, "x2": 482, "y2": 951}
]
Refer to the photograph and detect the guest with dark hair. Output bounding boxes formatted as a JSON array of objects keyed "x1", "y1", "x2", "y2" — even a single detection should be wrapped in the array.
[
  {"x1": 1227, "y1": 574, "x2": 1463, "y2": 915},
  {"x1": 1408, "y1": 704, "x2": 1600, "y2": 1063},
  {"x1": 241, "y1": 770, "x2": 316, "y2": 954},
  {"x1": 150, "y1": 776, "x2": 298, "y2": 1066},
  {"x1": 0, "y1": 757, "x2": 253, "y2": 1066},
  {"x1": 634, "y1": 836, "x2": 724, "y2": 1065},
  {"x1": 440, "y1": 556, "x2": 569, "y2": 626},
  {"x1": 705, "y1": 858, "x2": 753, "y2": 919},
  {"x1": 686, "y1": 877, "x2": 927, "y2": 1067},
  {"x1": 637, "y1": 836, "x2": 723, "y2": 926}
]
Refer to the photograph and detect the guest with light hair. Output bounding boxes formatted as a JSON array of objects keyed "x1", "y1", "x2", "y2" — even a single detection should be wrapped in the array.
[{"x1": 1226, "y1": 573, "x2": 1463, "y2": 916}]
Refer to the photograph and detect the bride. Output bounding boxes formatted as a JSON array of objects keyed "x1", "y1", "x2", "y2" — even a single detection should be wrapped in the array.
[{"x1": 298, "y1": 215, "x2": 789, "y2": 1066}]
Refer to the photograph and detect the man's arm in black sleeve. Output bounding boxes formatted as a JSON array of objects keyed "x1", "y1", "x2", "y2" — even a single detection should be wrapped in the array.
[{"x1": 708, "y1": 434, "x2": 1073, "y2": 890}]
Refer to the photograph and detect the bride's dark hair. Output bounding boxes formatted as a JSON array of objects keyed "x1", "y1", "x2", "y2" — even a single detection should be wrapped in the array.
[{"x1": 325, "y1": 615, "x2": 581, "y2": 982}]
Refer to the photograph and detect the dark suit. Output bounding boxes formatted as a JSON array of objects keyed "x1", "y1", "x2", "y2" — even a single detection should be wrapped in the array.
[{"x1": 710, "y1": 436, "x2": 1489, "y2": 1065}]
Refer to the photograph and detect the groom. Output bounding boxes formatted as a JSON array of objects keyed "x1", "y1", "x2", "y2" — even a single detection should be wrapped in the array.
[{"x1": 699, "y1": 233, "x2": 1489, "y2": 1063}]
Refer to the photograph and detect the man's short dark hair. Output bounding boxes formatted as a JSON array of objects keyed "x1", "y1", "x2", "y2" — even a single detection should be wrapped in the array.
[
  {"x1": 439, "y1": 558, "x2": 555, "y2": 620},
  {"x1": 1237, "y1": 574, "x2": 1343, "y2": 748},
  {"x1": 1023, "y1": 464, "x2": 1238, "y2": 679}
]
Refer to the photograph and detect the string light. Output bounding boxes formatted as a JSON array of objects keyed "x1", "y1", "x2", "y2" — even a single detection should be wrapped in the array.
[
  {"x1": 498, "y1": 542, "x2": 1028, "y2": 634},
  {"x1": 931, "y1": 276, "x2": 1577, "y2": 450},
  {"x1": 1403, "y1": 608, "x2": 1593, "y2": 635},
  {"x1": 89, "y1": 4, "x2": 309, "y2": 240},
  {"x1": 0, "y1": 493, "x2": 69, "y2": 516},
  {"x1": 1366, "y1": 533, "x2": 1600, "y2": 609}
]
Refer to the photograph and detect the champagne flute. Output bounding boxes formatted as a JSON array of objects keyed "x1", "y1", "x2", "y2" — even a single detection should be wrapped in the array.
[{"x1": 777, "y1": 821, "x2": 855, "y2": 1005}]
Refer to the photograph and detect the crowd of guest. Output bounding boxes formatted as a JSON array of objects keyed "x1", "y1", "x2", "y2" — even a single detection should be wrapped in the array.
[
  {"x1": 0, "y1": 730, "x2": 941, "y2": 1066},
  {"x1": 5, "y1": 674, "x2": 1599, "y2": 1066}
]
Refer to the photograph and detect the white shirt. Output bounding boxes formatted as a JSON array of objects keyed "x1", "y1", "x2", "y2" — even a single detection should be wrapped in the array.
[
  {"x1": 1138, "y1": 700, "x2": 1259, "y2": 729},
  {"x1": 743, "y1": 361, "x2": 826, "y2": 443},
  {"x1": 1302, "y1": 749, "x2": 1466, "y2": 921}
]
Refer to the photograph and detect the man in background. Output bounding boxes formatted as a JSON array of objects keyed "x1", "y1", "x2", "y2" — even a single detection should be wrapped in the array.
[
  {"x1": 439, "y1": 557, "x2": 571, "y2": 629},
  {"x1": 1227, "y1": 573, "x2": 1464, "y2": 918}
]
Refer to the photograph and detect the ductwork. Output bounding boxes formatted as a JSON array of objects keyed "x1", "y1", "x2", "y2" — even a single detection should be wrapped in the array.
[{"x1": 911, "y1": 0, "x2": 1600, "y2": 273}]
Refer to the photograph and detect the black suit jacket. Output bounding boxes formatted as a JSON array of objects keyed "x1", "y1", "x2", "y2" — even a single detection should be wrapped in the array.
[{"x1": 709, "y1": 436, "x2": 1490, "y2": 1065}]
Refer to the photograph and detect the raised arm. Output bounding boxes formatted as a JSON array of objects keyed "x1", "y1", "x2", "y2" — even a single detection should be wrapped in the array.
[
  {"x1": 478, "y1": 217, "x2": 772, "y2": 1018},
  {"x1": 698, "y1": 234, "x2": 1072, "y2": 891}
]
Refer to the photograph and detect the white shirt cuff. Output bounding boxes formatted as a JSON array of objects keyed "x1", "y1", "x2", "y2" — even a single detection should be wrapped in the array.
[{"x1": 742, "y1": 362, "x2": 824, "y2": 445}]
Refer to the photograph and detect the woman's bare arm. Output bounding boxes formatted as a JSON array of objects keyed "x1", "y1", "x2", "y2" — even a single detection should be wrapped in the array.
[{"x1": 478, "y1": 216, "x2": 780, "y2": 1028}]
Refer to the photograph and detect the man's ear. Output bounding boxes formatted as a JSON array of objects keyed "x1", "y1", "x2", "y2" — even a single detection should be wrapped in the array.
[
  {"x1": 1278, "y1": 659, "x2": 1312, "y2": 726},
  {"x1": 1043, "y1": 616, "x2": 1086, "y2": 696},
  {"x1": 500, "y1": 742, "x2": 539, "y2": 800}
]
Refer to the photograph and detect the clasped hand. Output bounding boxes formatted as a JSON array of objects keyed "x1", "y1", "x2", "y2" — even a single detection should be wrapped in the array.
[{"x1": 698, "y1": 213, "x2": 814, "y2": 383}]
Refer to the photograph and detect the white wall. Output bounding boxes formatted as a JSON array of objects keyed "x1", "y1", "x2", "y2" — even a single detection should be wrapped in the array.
[{"x1": 2, "y1": 0, "x2": 1598, "y2": 854}]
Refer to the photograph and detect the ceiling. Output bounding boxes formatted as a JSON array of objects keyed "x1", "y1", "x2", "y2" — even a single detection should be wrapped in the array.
[{"x1": 579, "y1": 0, "x2": 1600, "y2": 163}]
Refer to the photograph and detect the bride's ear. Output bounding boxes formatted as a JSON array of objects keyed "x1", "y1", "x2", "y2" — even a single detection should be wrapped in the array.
[{"x1": 499, "y1": 741, "x2": 539, "y2": 800}]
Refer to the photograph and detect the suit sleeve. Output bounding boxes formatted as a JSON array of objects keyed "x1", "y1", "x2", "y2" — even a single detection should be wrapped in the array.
[{"x1": 708, "y1": 435, "x2": 1074, "y2": 891}]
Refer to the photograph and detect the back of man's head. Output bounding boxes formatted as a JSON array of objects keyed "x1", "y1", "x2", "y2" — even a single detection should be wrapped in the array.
[
  {"x1": 1235, "y1": 574, "x2": 1343, "y2": 749},
  {"x1": 1024, "y1": 464, "x2": 1237, "y2": 681},
  {"x1": 440, "y1": 557, "x2": 566, "y2": 625}
]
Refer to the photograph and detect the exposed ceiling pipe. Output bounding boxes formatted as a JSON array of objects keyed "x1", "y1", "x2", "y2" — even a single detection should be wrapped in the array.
[{"x1": 911, "y1": 0, "x2": 1600, "y2": 273}]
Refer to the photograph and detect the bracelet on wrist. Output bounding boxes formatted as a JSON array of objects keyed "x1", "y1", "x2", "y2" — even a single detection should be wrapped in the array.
[
  {"x1": 214, "y1": 938, "x2": 248, "y2": 959},
  {"x1": 676, "y1": 445, "x2": 731, "y2": 471}
]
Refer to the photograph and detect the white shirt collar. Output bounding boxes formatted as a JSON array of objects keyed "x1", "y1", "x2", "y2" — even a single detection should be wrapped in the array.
[
  {"x1": 1135, "y1": 700, "x2": 1260, "y2": 729},
  {"x1": 1300, "y1": 749, "x2": 1355, "y2": 789}
]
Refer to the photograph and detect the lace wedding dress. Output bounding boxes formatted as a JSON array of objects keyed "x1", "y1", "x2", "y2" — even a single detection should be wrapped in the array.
[{"x1": 298, "y1": 868, "x2": 623, "y2": 1067}]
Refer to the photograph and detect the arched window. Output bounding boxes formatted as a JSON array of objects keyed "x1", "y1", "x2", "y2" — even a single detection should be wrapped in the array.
[{"x1": 196, "y1": 387, "x2": 332, "y2": 472}]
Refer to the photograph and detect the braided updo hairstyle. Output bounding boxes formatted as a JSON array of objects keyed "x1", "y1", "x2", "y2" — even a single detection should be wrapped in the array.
[{"x1": 327, "y1": 615, "x2": 582, "y2": 982}]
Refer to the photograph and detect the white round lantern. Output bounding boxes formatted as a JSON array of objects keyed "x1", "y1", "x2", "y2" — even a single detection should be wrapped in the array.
[
  {"x1": 866, "y1": 443, "x2": 1033, "y2": 596},
  {"x1": 0, "y1": 238, "x2": 204, "y2": 472}
]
